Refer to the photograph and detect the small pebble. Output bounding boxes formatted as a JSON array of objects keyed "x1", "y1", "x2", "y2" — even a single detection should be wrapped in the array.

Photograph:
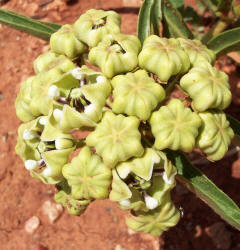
[
  {"x1": 42, "y1": 200, "x2": 63, "y2": 223},
  {"x1": 24, "y1": 216, "x2": 40, "y2": 234}
]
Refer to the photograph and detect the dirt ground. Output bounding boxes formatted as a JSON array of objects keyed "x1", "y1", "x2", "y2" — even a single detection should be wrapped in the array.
[{"x1": 0, "y1": 0, "x2": 240, "y2": 249}]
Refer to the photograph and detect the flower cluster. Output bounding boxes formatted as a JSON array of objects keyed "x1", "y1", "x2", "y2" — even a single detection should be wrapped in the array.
[{"x1": 15, "y1": 9, "x2": 234, "y2": 236}]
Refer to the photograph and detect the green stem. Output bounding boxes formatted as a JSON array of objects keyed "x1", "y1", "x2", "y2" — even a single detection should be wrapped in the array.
[{"x1": 202, "y1": 19, "x2": 229, "y2": 44}]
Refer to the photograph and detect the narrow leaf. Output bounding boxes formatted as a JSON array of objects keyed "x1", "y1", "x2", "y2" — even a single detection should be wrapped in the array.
[
  {"x1": 199, "y1": 0, "x2": 218, "y2": 16},
  {"x1": 162, "y1": 0, "x2": 194, "y2": 39},
  {"x1": 207, "y1": 27, "x2": 240, "y2": 56},
  {"x1": 227, "y1": 115, "x2": 240, "y2": 137},
  {"x1": 39, "y1": 20, "x2": 61, "y2": 31},
  {"x1": 217, "y1": 0, "x2": 233, "y2": 11},
  {"x1": 0, "y1": 9, "x2": 60, "y2": 40},
  {"x1": 138, "y1": 0, "x2": 155, "y2": 44},
  {"x1": 167, "y1": 150, "x2": 240, "y2": 230},
  {"x1": 168, "y1": 0, "x2": 184, "y2": 9},
  {"x1": 151, "y1": 0, "x2": 162, "y2": 36}
]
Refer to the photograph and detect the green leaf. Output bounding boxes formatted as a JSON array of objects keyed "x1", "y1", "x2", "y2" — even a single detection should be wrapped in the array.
[
  {"x1": 162, "y1": 0, "x2": 194, "y2": 39},
  {"x1": 168, "y1": 0, "x2": 184, "y2": 9},
  {"x1": 138, "y1": 0, "x2": 155, "y2": 44},
  {"x1": 227, "y1": 115, "x2": 240, "y2": 137},
  {"x1": 217, "y1": 0, "x2": 233, "y2": 11},
  {"x1": 207, "y1": 27, "x2": 240, "y2": 56},
  {"x1": 0, "y1": 9, "x2": 60, "y2": 41},
  {"x1": 167, "y1": 150, "x2": 240, "y2": 230},
  {"x1": 199, "y1": 0, "x2": 218, "y2": 16},
  {"x1": 151, "y1": 0, "x2": 162, "y2": 36},
  {"x1": 39, "y1": 20, "x2": 61, "y2": 31}
]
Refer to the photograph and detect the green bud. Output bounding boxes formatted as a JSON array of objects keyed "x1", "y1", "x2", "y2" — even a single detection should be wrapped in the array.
[
  {"x1": 197, "y1": 111, "x2": 234, "y2": 161},
  {"x1": 50, "y1": 24, "x2": 87, "y2": 59},
  {"x1": 177, "y1": 38, "x2": 215, "y2": 66},
  {"x1": 180, "y1": 62, "x2": 232, "y2": 112},
  {"x1": 150, "y1": 99, "x2": 202, "y2": 152},
  {"x1": 88, "y1": 33, "x2": 141, "y2": 78},
  {"x1": 126, "y1": 192, "x2": 180, "y2": 236},
  {"x1": 15, "y1": 76, "x2": 36, "y2": 122},
  {"x1": 62, "y1": 146, "x2": 112, "y2": 199},
  {"x1": 34, "y1": 51, "x2": 75, "y2": 74},
  {"x1": 49, "y1": 66, "x2": 111, "y2": 132},
  {"x1": 112, "y1": 70, "x2": 166, "y2": 120},
  {"x1": 73, "y1": 9, "x2": 121, "y2": 47},
  {"x1": 86, "y1": 111, "x2": 144, "y2": 168},
  {"x1": 138, "y1": 35, "x2": 190, "y2": 82}
]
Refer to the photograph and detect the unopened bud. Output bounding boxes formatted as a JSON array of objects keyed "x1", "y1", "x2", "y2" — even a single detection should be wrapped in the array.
[
  {"x1": 48, "y1": 85, "x2": 60, "y2": 99},
  {"x1": 23, "y1": 129, "x2": 37, "y2": 140},
  {"x1": 119, "y1": 199, "x2": 131, "y2": 207},
  {"x1": 42, "y1": 167, "x2": 52, "y2": 177},
  {"x1": 71, "y1": 68, "x2": 84, "y2": 80},
  {"x1": 144, "y1": 194, "x2": 158, "y2": 210},
  {"x1": 53, "y1": 109, "x2": 64, "y2": 122},
  {"x1": 162, "y1": 171, "x2": 175, "y2": 185},
  {"x1": 96, "y1": 75, "x2": 106, "y2": 84},
  {"x1": 25, "y1": 160, "x2": 39, "y2": 170}
]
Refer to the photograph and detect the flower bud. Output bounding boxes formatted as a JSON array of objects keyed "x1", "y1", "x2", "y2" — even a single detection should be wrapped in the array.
[
  {"x1": 24, "y1": 160, "x2": 39, "y2": 170},
  {"x1": 86, "y1": 111, "x2": 144, "y2": 168},
  {"x1": 197, "y1": 111, "x2": 234, "y2": 161},
  {"x1": 50, "y1": 24, "x2": 87, "y2": 59},
  {"x1": 88, "y1": 33, "x2": 141, "y2": 78},
  {"x1": 112, "y1": 70, "x2": 165, "y2": 120},
  {"x1": 15, "y1": 76, "x2": 35, "y2": 122},
  {"x1": 62, "y1": 147, "x2": 112, "y2": 200},
  {"x1": 144, "y1": 194, "x2": 158, "y2": 210},
  {"x1": 138, "y1": 35, "x2": 190, "y2": 82},
  {"x1": 73, "y1": 9, "x2": 121, "y2": 47},
  {"x1": 48, "y1": 85, "x2": 60, "y2": 99},
  {"x1": 180, "y1": 62, "x2": 232, "y2": 112},
  {"x1": 150, "y1": 99, "x2": 202, "y2": 152},
  {"x1": 126, "y1": 193, "x2": 180, "y2": 236},
  {"x1": 33, "y1": 51, "x2": 59, "y2": 74},
  {"x1": 178, "y1": 38, "x2": 215, "y2": 66}
]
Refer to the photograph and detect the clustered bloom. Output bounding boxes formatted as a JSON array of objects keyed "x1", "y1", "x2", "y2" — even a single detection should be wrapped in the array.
[{"x1": 15, "y1": 9, "x2": 234, "y2": 236}]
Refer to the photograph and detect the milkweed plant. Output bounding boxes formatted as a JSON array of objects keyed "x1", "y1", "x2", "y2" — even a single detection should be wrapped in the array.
[{"x1": 1, "y1": 0, "x2": 240, "y2": 237}]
